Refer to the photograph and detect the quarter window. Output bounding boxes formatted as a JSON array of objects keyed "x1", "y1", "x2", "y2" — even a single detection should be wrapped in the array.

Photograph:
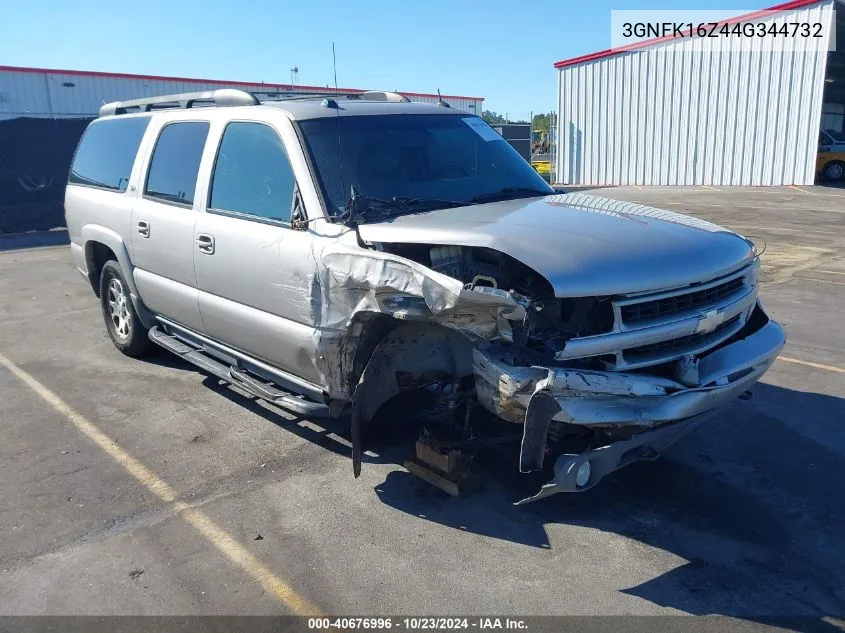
[
  {"x1": 209, "y1": 122, "x2": 296, "y2": 223},
  {"x1": 69, "y1": 116, "x2": 150, "y2": 191},
  {"x1": 145, "y1": 121, "x2": 209, "y2": 206}
]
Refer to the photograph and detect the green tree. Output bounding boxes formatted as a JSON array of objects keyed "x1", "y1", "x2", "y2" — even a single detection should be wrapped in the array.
[
  {"x1": 532, "y1": 113, "x2": 551, "y2": 132},
  {"x1": 482, "y1": 110, "x2": 507, "y2": 124}
]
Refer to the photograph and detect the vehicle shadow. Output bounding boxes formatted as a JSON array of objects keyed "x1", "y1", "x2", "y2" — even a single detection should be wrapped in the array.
[
  {"x1": 138, "y1": 346, "x2": 411, "y2": 466},
  {"x1": 373, "y1": 383, "x2": 845, "y2": 622},
  {"x1": 813, "y1": 181, "x2": 845, "y2": 192}
]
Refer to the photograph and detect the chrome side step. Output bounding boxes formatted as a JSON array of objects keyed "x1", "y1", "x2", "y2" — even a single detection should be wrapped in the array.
[
  {"x1": 148, "y1": 326, "x2": 331, "y2": 418},
  {"x1": 156, "y1": 316, "x2": 324, "y2": 402}
]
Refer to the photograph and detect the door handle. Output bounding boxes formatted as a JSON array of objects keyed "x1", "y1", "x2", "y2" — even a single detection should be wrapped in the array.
[
  {"x1": 196, "y1": 233, "x2": 215, "y2": 254},
  {"x1": 137, "y1": 221, "x2": 150, "y2": 238}
]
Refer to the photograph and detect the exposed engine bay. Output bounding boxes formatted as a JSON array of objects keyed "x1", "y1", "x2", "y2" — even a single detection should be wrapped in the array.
[{"x1": 376, "y1": 243, "x2": 615, "y2": 368}]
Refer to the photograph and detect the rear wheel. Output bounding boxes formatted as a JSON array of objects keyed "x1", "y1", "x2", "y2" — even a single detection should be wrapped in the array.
[
  {"x1": 99, "y1": 260, "x2": 151, "y2": 357},
  {"x1": 823, "y1": 160, "x2": 845, "y2": 182}
]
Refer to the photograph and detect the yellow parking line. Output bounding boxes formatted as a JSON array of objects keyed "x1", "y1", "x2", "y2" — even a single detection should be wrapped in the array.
[
  {"x1": 778, "y1": 356, "x2": 845, "y2": 374},
  {"x1": 788, "y1": 185, "x2": 816, "y2": 195},
  {"x1": 0, "y1": 351, "x2": 323, "y2": 616},
  {"x1": 700, "y1": 185, "x2": 721, "y2": 191}
]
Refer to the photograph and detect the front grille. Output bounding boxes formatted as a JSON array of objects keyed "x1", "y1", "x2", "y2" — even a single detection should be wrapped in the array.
[
  {"x1": 621, "y1": 276, "x2": 745, "y2": 324},
  {"x1": 623, "y1": 315, "x2": 740, "y2": 362}
]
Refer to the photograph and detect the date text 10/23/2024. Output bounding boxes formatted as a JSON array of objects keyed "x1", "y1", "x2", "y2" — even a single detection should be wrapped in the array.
[{"x1": 308, "y1": 618, "x2": 529, "y2": 631}]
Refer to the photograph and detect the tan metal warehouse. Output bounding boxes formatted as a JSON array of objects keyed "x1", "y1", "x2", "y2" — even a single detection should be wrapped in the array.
[{"x1": 554, "y1": 0, "x2": 837, "y2": 186}]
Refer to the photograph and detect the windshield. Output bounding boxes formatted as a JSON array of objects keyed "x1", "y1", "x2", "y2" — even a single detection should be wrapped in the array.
[
  {"x1": 297, "y1": 113, "x2": 553, "y2": 219},
  {"x1": 823, "y1": 128, "x2": 845, "y2": 143}
]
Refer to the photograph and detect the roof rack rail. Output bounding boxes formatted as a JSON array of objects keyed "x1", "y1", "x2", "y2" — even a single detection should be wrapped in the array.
[
  {"x1": 251, "y1": 90, "x2": 338, "y2": 100},
  {"x1": 99, "y1": 89, "x2": 259, "y2": 117},
  {"x1": 98, "y1": 87, "x2": 413, "y2": 117},
  {"x1": 255, "y1": 90, "x2": 411, "y2": 103}
]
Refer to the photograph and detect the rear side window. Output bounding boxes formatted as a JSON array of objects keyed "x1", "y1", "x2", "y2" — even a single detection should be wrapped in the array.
[
  {"x1": 144, "y1": 121, "x2": 209, "y2": 206},
  {"x1": 209, "y1": 122, "x2": 296, "y2": 223},
  {"x1": 69, "y1": 117, "x2": 150, "y2": 191}
]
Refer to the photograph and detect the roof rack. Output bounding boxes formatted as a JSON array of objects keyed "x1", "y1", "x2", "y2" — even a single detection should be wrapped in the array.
[
  {"x1": 99, "y1": 89, "x2": 259, "y2": 117},
  {"x1": 98, "y1": 88, "x2": 413, "y2": 117},
  {"x1": 352, "y1": 91, "x2": 410, "y2": 103},
  {"x1": 254, "y1": 90, "x2": 411, "y2": 104},
  {"x1": 251, "y1": 90, "x2": 339, "y2": 101}
]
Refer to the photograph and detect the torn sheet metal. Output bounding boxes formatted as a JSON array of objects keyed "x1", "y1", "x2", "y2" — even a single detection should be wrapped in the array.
[
  {"x1": 472, "y1": 346, "x2": 686, "y2": 425},
  {"x1": 473, "y1": 317, "x2": 786, "y2": 502},
  {"x1": 318, "y1": 246, "x2": 524, "y2": 332},
  {"x1": 515, "y1": 416, "x2": 707, "y2": 505},
  {"x1": 473, "y1": 317, "x2": 784, "y2": 430},
  {"x1": 310, "y1": 236, "x2": 526, "y2": 397},
  {"x1": 520, "y1": 390, "x2": 560, "y2": 472}
]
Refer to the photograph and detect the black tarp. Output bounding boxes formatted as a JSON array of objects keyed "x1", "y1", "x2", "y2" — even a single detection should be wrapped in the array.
[{"x1": 0, "y1": 117, "x2": 93, "y2": 233}]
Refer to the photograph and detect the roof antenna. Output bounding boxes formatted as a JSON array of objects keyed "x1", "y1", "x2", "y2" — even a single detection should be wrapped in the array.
[
  {"x1": 332, "y1": 42, "x2": 339, "y2": 97},
  {"x1": 329, "y1": 42, "x2": 350, "y2": 227},
  {"x1": 436, "y1": 89, "x2": 451, "y2": 108}
]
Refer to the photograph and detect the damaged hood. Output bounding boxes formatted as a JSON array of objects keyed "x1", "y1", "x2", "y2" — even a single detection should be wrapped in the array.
[{"x1": 357, "y1": 193, "x2": 756, "y2": 297}]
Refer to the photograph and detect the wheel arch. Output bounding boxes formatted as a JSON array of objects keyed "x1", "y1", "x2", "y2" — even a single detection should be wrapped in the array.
[
  {"x1": 350, "y1": 319, "x2": 475, "y2": 425},
  {"x1": 81, "y1": 225, "x2": 154, "y2": 328}
]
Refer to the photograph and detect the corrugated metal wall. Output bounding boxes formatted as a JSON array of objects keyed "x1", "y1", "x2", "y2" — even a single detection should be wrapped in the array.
[
  {"x1": 556, "y1": 0, "x2": 834, "y2": 186},
  {"x1": 0, "y1": 68, "x2": 483, "y2": 120}
]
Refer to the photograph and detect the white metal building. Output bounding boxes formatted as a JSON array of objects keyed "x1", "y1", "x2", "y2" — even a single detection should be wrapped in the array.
[
  {"x1": 555, "y1": 0, "x2": 837, "y2": 186},
  {"x1": 0, "y1": 66, "x2": 484, "y2": 120}
]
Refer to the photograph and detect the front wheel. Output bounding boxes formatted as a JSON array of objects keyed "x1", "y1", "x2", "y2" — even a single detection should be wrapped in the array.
[{"x1": 99, "y1": 260, "x2": 151, "y2": 357}]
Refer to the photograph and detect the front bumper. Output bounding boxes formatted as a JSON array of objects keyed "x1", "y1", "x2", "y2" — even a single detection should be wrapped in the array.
[{"x1": 472, "y1": 304, "x2": 786, "y2": 500}]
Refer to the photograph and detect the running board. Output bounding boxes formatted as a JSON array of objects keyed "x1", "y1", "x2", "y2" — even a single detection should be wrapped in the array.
[{"x1": 148, "y1": 326, "x2": 330, "y2": 417}]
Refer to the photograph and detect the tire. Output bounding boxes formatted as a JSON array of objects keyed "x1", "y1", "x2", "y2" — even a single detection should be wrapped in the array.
[
  {"x1": 99, "y1": 260, "x2": 151, "y2": 357},
  {"x1": 823, "y1": 160, "x2": 845, "y2": 182}
]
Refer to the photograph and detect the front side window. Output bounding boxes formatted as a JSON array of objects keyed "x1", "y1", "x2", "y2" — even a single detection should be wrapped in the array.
[
  {"x1": 69, "y1": 116, "x2": 150, "y2": 191},
  {"x1": 297, "y1": 114, "x2": 552, "y2": 219},
  {"x1": 209, "y1": 122, "x2": 296, "y2": 223},
  {"x1": 144, "y1": 121, "x2": 209, "y2": 206}
]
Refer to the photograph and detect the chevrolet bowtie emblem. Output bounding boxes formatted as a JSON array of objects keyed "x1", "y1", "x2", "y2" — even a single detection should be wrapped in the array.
[{"x1": 695, "y1": 309, "x2": 726, "y2": 334}]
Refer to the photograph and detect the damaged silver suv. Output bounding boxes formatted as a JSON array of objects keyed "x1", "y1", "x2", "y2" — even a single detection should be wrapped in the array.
[{"x1": 64, "y1": 89, "x2": 785, "y2": 502}]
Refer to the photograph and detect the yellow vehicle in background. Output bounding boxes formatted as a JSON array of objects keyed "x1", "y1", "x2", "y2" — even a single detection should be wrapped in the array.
[
  {"x1": 817, "y1": 129, "x2": 845, "y2": 181},
  {"x1": 531, "y1": 130, "x2": 551, "y2": 182},
  {"x1": 531, "y1": 158, "x2": 551, "y2": 180}
]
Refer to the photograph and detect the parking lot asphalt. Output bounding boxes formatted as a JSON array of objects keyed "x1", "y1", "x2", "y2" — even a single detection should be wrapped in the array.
[{"x1": 1, "y1": 186, "x2": 844, "y2": 625}]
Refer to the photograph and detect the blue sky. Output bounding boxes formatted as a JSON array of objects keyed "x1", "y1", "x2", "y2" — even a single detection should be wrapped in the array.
[{"x1": 1, "y1": 0, "x2": 771, "y2": 118}]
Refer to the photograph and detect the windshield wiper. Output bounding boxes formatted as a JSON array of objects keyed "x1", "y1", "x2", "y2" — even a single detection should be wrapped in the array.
[
  {"x1": 392, "y1": 196, "x2": 470, "y2": 211},
  {"x1": 342, "y1": 190, "x2": 472, "y2": 225},
  {"x1": 470, "y1": 186, "x2": 553, "y2": 204},
  {"x1": 342, "y1": 189, "x2": 409, "y2": 225}
]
